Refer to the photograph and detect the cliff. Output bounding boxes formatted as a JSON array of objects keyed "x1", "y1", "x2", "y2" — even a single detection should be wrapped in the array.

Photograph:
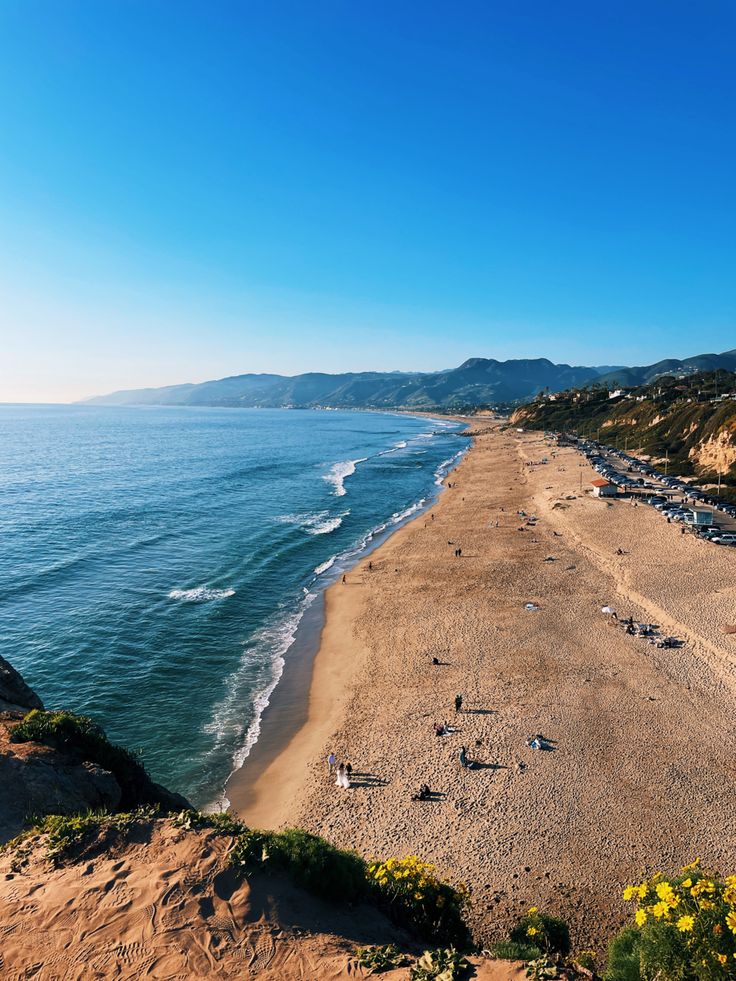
[
  {"x1": 0, "y1": 658, "x2": 190, "y2": 845},
  {"x1": 511, "y1": 370, "x2": 736, "y2": 494}
]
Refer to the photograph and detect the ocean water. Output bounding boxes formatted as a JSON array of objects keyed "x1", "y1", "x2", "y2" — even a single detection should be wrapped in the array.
[{"x1": 0, "y1": 405, "x2": 464, "y2": 806}]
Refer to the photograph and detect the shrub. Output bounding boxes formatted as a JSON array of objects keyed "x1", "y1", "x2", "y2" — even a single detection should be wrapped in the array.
[
  {"x1": 172, "y1": 809, "x2": 245, "y2": 836},
  {"x1": 574, "y1": 949, "x2": 599, "y2": 972},
  {"x1": 367, "y1": 856, "x2": 470, "y2": 947},
  {"x1": 410, "y1": 947, "x2": 471, "y2": 981},
  {"x1": 605, "y1": 926, "x2": 642, "y2": 981},
  {"x1": 526, "y1": 957, "x2": 560, "y2": 980},
  {"x1": 230, "y1": 827, "x2": 368, "y2": 904},
  {"x1": 510, "y1": 908, "x2": 571, "y2": 956},
  {"x1": 0, "y1": 808, "x2": 157, "y2": 866},
  {"x1": 487, "y1": 940, "x2": 544, "y2": 962},
  {"x1": 617, "y1": 861, "x2": 736, "y2": 981},
  {"x1": 355, "y1": 944, "x2": 411, "y2": 973}
]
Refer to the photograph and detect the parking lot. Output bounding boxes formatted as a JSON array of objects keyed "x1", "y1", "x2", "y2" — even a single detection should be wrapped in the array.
[{"x1": 571, "y1": 438, "x2": 736, "y2": 545}]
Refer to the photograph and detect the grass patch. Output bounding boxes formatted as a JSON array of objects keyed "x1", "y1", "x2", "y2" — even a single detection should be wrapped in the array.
[{"x1": 487, "y1": 940, "x2": 544, "y2": 962}]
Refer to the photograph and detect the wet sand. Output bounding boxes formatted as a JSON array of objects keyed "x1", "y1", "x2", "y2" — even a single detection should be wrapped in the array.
[{"x1": 230, "y1": 423, "x2": 736, "y2": 948}]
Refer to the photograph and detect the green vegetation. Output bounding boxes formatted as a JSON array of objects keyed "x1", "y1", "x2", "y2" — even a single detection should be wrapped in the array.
[
  {"x1": 410, "y1": 947, "x2": 471, "y2": 980},
  {"x1": 608, "y1": 863, "x2": 736, "y2": 981},
  {"x1": 355, "y1": 944, "x2": 412, "y2": 974},
  {"x1": 604, "y1": 927, "x2": 642, "y2": 981},
  {"x1": 0, "y1": 807, "x2": 157, "y2": 869},
  {"x1": 366, "y1": 855, "x2": 470, "y2": 947},
  {"x1": 173, "y1": 812, "x2": 467, "y2": 944},
  {"x1": 513, "y1": 370, "x2": 736, "y2": 499},
  {"x1": 509, "y1": 908, "x2": 571, "y2": 956},
  {"x1": 525, "y1": 957, "x2": 561, "y2": 980},
  {"x1": 487, "y1": 940, "x2": 544, "y2": 961}
]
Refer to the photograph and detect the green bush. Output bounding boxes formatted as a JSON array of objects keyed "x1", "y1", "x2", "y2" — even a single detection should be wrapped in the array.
[
  {"x1": 617, "y1": 863, "x2": 736, "y2": 981},
  {"x1": 355, "y1": 944, "x2": 411, "y2": 973},
  {"x1": 366, "y1": 855, "x2": 470, "y2": 947},
  {"x1": 410, "y1": 947, "x2": 471, "y2": 980},
  {"x1": 0, "y1": 808, "x2": 157, "y2": 866},
  {"x1": 487, "y1": 940, "x2": 544, "y2": 962},
  {"x1": 604, "y1": 926, "x2": 642, "y2": 981},
  {"x1": 229, "y1": 827, "x2": 368, "y2": 904},
  {"x1": 510, "y1": 908, "x2": 571, "y2": 956}
]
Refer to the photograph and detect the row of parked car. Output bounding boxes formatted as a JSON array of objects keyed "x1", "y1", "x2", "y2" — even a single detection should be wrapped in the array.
[{"x1": 573, "y1": 438, "x2": 736, "y2": 546}]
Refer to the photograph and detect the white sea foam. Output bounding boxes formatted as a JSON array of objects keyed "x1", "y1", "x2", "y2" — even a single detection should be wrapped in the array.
[
  {"x1": 377, "y1": 439, "x2": 408, "y2": 457},
  {"x1": 314, "y1": 555, "x2": 337, "y2": 576},
  {"x1": 277, "y1": 509, "x2": 349, "y2": 535},
  {"x1": 323, "y1": 458, "x2": 367, "y2": 496},
  {"x1": 434, "y1": 450, "x2": 464, "y2": 485},
  {"x1": 204, "y1": 590, "x2": 318, "y2": 810},
  {"x1": 168, "y1": 586, "x2": 235, "y2": 602}
]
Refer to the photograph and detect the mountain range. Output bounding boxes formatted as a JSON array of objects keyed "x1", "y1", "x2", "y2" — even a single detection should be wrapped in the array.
[{"x1": 83, "y1": 349, "x2": 736, "y2": 410}]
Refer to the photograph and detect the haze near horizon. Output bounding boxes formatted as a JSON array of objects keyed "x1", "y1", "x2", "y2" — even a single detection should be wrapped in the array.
[{"x1": 0, "y1": 1, "x2": 734, "y2": 403}]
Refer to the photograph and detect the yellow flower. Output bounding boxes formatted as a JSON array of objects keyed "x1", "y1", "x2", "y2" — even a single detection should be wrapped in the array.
[
  {"x1": 623, "y1": 887, "x2": 635, "y2": 901},
  {"x1": 656, "y1": 882, "x2": 678, "y2": 907},
  {"x1": 652, "y1": 902, "x2": 671, "y2": 920},
  {"x1": 527, "y1": 927, "x2": 538, "y2": 937},
  {"x1": 635, "y1": 909, "x2": 647, "y2": 926},
  {"x1": 682, "y1": 859, "x2": 701, "y2": 873},
  {"x1": 528, "y1": 906, "x2": 538, "y2": 914},
  {"x1": 677, "y1": 915, "x2": 695, "y2": 933},
  {"x1": 681, "y1": 878, "x2": 693, "y2": 889},
  {"x1": 726, "y1": 910, "x2": 736, "y2": 934},
  {"x1": 717, "y1": 954, "x2": 727, "y2": 965},
  {"x1": 700, "y1": 900, "x2": 715, "y2": 911},
  {"x1": 724, "y1": 886, "x2": 736, "y2": 905},
  {"x1": 637, "y1": 884, "x2": 648, "y2": 900}
]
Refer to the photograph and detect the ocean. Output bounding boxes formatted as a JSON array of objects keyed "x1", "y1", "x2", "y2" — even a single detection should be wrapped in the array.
[{"x1": 0, "y1": 405, "x2": 464, "y2": 807}]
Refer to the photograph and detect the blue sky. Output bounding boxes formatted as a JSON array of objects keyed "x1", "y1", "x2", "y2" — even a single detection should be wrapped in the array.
[{"x1": 0, "y1": 1, "x2": 734, "y2": 401}]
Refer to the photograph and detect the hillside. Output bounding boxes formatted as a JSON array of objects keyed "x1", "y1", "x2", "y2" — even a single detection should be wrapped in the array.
[
  {"x1": 83, "y1": 348, "x2": 736, "y2": 411},
  {"x1": 512, "y1": 370, "x2": 736, "y2": 493},
  {"x1": 83, "y1": 358, "x2": 609, "y2": 409},
  {"x1": 596, "y1": 349, "x2": 736, "y2": 388}
]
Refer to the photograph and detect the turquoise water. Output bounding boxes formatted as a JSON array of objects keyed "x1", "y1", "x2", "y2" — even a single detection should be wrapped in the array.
[{"x1": 0, "y1": 406, "x2": 464, "y2": 806}]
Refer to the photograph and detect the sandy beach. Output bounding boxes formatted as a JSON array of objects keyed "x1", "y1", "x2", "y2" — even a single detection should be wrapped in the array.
[{"x1": 230, "y1": 423, "x2": 736, "y2": 948}]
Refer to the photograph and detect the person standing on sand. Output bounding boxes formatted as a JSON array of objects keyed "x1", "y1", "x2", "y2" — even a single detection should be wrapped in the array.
[
  {"x1": 328, "y1": 752, "x2": 336, "y2": 775},
  {"x1": 455, "y1": 693, "x2": 463, "y2": 713},
  {"x1": 342, "y1": 574, "x2": 346, "y2": 583},
  {"x1": 459, "y1": 745, "x2": 468, "y2": 768}
]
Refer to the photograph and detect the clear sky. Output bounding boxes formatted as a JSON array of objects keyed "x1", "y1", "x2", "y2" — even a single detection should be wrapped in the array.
[{"x1": 0, "y1": 1, "x2": 734, "y2": 402}]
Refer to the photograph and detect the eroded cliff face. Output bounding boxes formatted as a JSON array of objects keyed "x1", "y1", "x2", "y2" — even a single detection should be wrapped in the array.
[
  {"x1": 0, "y1": 657, "x2": 190, "y2": 844},
  {"x1": 0, "y1": 655, "x2": 44, "y2": 713},
  {"x1": 690, "y1": 426, "x2": 736, "y2": 475}
]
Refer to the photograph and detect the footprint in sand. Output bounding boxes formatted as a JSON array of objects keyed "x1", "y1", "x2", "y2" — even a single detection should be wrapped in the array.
[{"x1": 247, "y1": 932, "x2": 277, "y2": 973}]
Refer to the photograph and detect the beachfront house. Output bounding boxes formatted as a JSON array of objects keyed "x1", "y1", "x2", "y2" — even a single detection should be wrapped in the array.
[{"x1": 591, "y1": 478, "x2": 618, "y2": 498}]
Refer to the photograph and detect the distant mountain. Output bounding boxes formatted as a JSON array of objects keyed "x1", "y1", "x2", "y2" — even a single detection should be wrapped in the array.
[
  {"x1": 596, "y1": 350, "x2": 736, "y2": 388},
  {"x1": 84, "y1": 358, "x2": 607, "y2": 410},
  {"x1": 83, "y1": 349, "x2": 736, "y2": 411}
]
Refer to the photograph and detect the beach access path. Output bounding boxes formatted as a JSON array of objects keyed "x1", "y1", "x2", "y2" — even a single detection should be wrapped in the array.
[{"x1": 231, "y1": 424, "x2": 736, "y2": 949}]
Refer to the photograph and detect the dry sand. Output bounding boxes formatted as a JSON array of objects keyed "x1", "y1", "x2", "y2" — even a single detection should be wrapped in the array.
[
  {"x1": 0, "y1": 816, "x2": 524, "y2": 980},
  {"x1": 231, "y1": 424, "x2": 736, "y2": 949}
]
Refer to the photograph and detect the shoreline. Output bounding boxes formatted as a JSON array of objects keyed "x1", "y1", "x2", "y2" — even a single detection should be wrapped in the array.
[
  {"x1": 229, "y1": 421, "x2": 736, "y2": 948},
  {"x1": 224, "y1": 416, "x2": 472, "y2": 815}
]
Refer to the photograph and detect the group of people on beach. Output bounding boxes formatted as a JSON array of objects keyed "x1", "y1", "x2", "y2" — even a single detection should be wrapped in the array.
[{"x1": 328, "y1": 752, "x2": 352, "y2": 789}]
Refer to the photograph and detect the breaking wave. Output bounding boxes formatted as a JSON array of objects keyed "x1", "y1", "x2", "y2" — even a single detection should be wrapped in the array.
[
  {"x1": 323, "y1": 458, "x2": 367, "y2": 496},
  {"x1": 168, "y1": 586, "x2": 235, "y2": 602}
]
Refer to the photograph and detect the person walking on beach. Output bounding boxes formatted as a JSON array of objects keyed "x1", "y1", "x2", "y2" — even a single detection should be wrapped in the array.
[
  {"x1": 459, "y1": 745, "x2": 468, "y2": 768},
  {"x1": 455, "y1": 693, "x2": 463, "y2": 713},
  {"x1": 327, "y1": 752, "x2": 336, "y2": 775}
]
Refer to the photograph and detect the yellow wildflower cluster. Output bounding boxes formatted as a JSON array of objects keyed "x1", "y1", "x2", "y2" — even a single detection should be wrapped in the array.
[{"x1": 621, "y1": 861, "x2": 736, "y2": 974}]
